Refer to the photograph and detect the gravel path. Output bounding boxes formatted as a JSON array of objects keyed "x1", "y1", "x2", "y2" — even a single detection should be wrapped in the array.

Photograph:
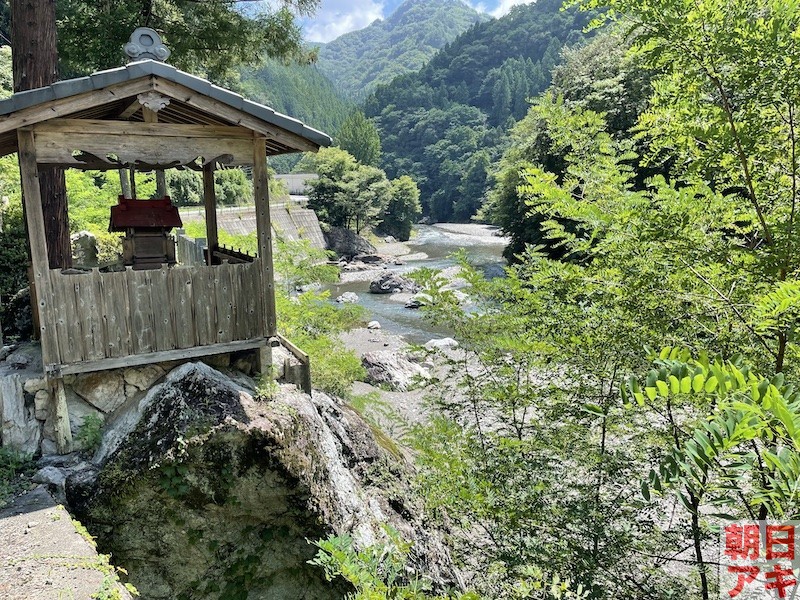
[{"x1": 0, "y1": 486, "x2": 132, "y2": 599}]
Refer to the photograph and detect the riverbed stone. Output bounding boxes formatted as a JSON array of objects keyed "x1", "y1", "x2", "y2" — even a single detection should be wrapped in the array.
[
  {"x1": 425, "y1": 337, "x2": 459, "y2": 350},
  {"x1": 369, "y1": 272, "x2": 420, "y2": 294},
  {"x1": 336, "y1": 292, "x2": 360, "y2": 304},
  {"x1": 362, "y1": 351, "x2": 431, "y2": 391},
  {"x1": 367, "y1": 320, "x2": 381, "y2": 330},
  {"x1": 72, "y1": 371, "x2": 126, "y2": 414}
]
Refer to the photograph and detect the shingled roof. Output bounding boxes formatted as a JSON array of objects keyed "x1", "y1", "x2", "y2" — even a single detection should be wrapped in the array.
[{"x1": 0, "y1": 59, "x2": 332, "y2": 158}]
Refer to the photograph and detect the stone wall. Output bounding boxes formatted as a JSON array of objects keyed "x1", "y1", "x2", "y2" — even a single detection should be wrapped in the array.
[{"x1": 0, "y1": 343, "x2": 255, "y2": 457}]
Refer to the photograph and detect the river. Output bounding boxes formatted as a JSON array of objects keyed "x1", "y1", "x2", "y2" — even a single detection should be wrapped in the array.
[{"x1": 324, "y1": 224, "x2": 509, "y2": 344}]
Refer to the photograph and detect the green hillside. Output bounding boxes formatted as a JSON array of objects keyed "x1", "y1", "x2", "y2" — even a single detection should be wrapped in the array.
[
  {"x1": 363, "y1": 0, "x2": 594, "y2": 221},
  {"x1": 316, "y1": 0, "x2": 486, "y2": 100},
  {"x1": 240, "y1": 59, "x2": 353, "y2": 171}
]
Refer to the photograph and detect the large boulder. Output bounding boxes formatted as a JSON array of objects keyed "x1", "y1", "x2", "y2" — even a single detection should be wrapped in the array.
[
  {"x1": 66, "y1": 362, "x2": 460, "y2": 599},
  {"x1": 369, "y1": 272, "x2": 421, "y2": 294},
  {"x1": 324, "y1": 226, "x2": 377, "y2": 259},
  {"x1": 362, "y1": 351, "x2": 431, "y2": 391}
]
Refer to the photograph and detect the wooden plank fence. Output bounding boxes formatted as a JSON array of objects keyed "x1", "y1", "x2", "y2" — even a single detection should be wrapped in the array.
[{"x1": 41, "y1": 261, "x2": 265, "y2": 374}]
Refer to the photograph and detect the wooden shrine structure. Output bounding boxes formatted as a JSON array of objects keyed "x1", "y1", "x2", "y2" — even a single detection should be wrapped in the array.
[{"x1": 0, "y1": 44, "x2": 330, "y2": 450}]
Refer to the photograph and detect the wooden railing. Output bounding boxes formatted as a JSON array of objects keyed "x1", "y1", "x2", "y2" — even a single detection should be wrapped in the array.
[{"x1": 41, "y1": 260, "x2": 266, "y2": 374}]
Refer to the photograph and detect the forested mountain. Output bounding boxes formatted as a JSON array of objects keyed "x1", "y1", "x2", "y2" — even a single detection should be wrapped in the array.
[
  {"x1": 240, "y1": 59, "x2": 353, "y2": 171},
  {"x1": 316, "y1": 0, "x2": 486, "y2": 100},
  {"x1": 363, "y1": 0, "x2": 594, "y2": 221}
]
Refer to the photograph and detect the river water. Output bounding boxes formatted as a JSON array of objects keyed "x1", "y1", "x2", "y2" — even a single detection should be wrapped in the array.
[{"x1": 324, "y1": 224, "x2": 509, "y2": 344}]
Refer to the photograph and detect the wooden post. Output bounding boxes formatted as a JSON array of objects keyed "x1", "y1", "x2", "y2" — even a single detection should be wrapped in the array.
[
  {"x1": 119, "y1": 169, "x2": 132, "y2": 199},
  {"x1": 203, "y1": 163, "x2": 218, "y2": 265},
  {"x1": 52, "y1": 379, "x2": 72, "y2": 453},
  {"x1": 253, "y1": 137, "x2": 276, "y2": 338},
  {"x1": 17, "y1": 128, "x2": 58, "y2": 369},
  {"x1": 143, "y1": 107, "x2": 167, "y2": 198}
]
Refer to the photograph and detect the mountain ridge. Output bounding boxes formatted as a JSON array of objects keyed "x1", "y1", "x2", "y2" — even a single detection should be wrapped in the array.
[{"x1": 315, "y1": 0, "x2": 488, "y2": 99}]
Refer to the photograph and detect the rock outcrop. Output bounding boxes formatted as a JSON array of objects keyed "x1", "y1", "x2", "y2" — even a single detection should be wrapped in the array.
[
  {"x1": 65, "y1": 362, "x2": 459, "y2": 599},
  {"x1": 362, "y1": 351, "x2": 431, "y2": 391},
  {"x1": 324, "y1": 226, "x2": 377, "y2": 259}
]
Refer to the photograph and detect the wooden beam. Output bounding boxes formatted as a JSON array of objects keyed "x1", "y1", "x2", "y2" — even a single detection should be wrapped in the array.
[
  {"x1": 118, "y1": 98, "x2": 142, "y2": 119},
  {"x1": 33, "y1": 131, "x2": 254, "y2": 167},
  {"x1": 34, "y1": 118, "x2": 253, "y2": 139},
  {"x1": 253, "y1": 137, "x2": 277, "y2": 337},
  {"x1": 17, "y1": 128, "x2": 59, "y2": 370},
  {"x1": 57, "y1": 337, "x2": 268, "y2": 375},
  {"x1": 203, "y1": 163, "x2": 218, "y2": 265},
  {"x1": 143, "y1": 108, "x2": 167, "y2": 198},
  {"x1": 0, "y1": 77, "x2": 156, "y2": 135},
  {"x1": 152, "y1": 79, "x2": 320, "y2": 153}
]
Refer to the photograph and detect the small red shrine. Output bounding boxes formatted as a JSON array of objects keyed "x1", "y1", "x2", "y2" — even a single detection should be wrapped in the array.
[{"x1": 109, "y1": 196, "x2": 183, "y2": 269}]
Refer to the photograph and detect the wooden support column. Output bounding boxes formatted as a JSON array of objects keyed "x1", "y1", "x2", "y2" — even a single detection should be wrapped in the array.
[
  {"x1": 143, "y1": 107, "x2": 167, "y2": 197},
  {"x1": 18, "y1": 128, "x2": 72, "y2": 451},
  {"x1": 253, "y1": 137, "x2": 277, "y2": 339},
  {"x1": 203, "y1": 163, "x2": 218, "y2": 265},
  {"x1": 17, "y1": 128, "x2": 57, "y2": 368}
]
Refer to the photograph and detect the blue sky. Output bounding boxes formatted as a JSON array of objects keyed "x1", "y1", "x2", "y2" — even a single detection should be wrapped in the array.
[{"x1": 299, "y1": 0, "x2": 533, "y2": 42}]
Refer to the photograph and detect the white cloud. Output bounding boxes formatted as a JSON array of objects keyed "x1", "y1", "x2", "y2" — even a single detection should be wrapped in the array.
[
  {"x1": 302, "y1": 0, "x2": 386, "y2": 42},
  {"x1": 488, "y1": 0, "x2": 534, "y2": 17}
]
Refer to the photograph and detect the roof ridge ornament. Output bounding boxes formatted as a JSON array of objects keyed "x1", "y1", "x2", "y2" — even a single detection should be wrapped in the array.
[{"x1": 124, "y1": 27, "x2": 171, "y2": 62}]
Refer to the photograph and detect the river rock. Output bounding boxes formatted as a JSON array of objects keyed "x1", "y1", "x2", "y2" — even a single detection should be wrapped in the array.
[
  {"x1": 405, "y1": 293, "x2": 431, "y2": 309},
  {"x1": 367, "y1": 320, "x2": 381, "y2": 330},
  {"x1": 369, "y1": 272, "x2": 420, "y2": 294},
  {"x1": 336, "y1": 292, "x2": 360, "y2": 304},
  {"x1": 362, "y1": 351, "x2": 431, "y2": 391},
  {"x1": 324, "y1": 226, "x2": 377, "y2": 259},
  {"x1": 66, "y1": 362, "x2": 461, "y2": 599},
  {"x1": 352, "y1": 253, "x2": 385, "y2": 264},
  {"x1": 425, "y1": 337, "x2": 459, "y2": 350}
]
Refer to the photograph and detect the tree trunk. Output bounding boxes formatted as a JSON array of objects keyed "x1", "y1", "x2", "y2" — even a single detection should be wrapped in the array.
[{"x1": 11, "y1": 0, "x2": 72, "y2": 269}]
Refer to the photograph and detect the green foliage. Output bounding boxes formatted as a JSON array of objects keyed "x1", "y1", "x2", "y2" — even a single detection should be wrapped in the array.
[
  {"x1": 77, "y1": 413, "x2": 104, "y2": 453},
  {"x1": 310, "y1": 526, "x2": 479, "y2": 599},
  {"x1": 337, "y1": 110, "x2": 382, "y2": 167},
  {"x1": 628, "y1": 348, "x2": 800, "y2": 518},
  {"x1": 277, "y1": 291, "x2": 366, "y2": 399},
  {"x1": 379, "y1": 175, "x2": 421, "y2": 241},
  {"x1": 56, "y1": 0, "x2": 319, "y2": 82},
  {"x1": 240, "y1": 57, "x2": 353, "y2": 149},
  {"x1": 316, "y1": 0, "x2": 486, "y2": 100},
  {"x1": 166, "y1": 168, "x2": 253, "y2": 207},
  {"x1": 0, "y1": 45, "x2": 12, "y2": 98},
  {"x1": 273, "y1": 236, "x2": 338, "y2": 292},
  {"x1": 298, "y1": 148, "x2": 414, "y2": 239},
  {"x1": 481, "y1": 29, "x2": 656, "y2": 261},
  {"x1": 0, "y1": 197, "x2": 29, "y2": 335},
  {"x1": 158, "y1": 462, "x2": 191, "y2": 499},
  {"x1": 0, "y1": 447, "x2": 33, "y2": 507},
  {"x1": 364, "y1": 0, "x2": 594, "y2": 221}
]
